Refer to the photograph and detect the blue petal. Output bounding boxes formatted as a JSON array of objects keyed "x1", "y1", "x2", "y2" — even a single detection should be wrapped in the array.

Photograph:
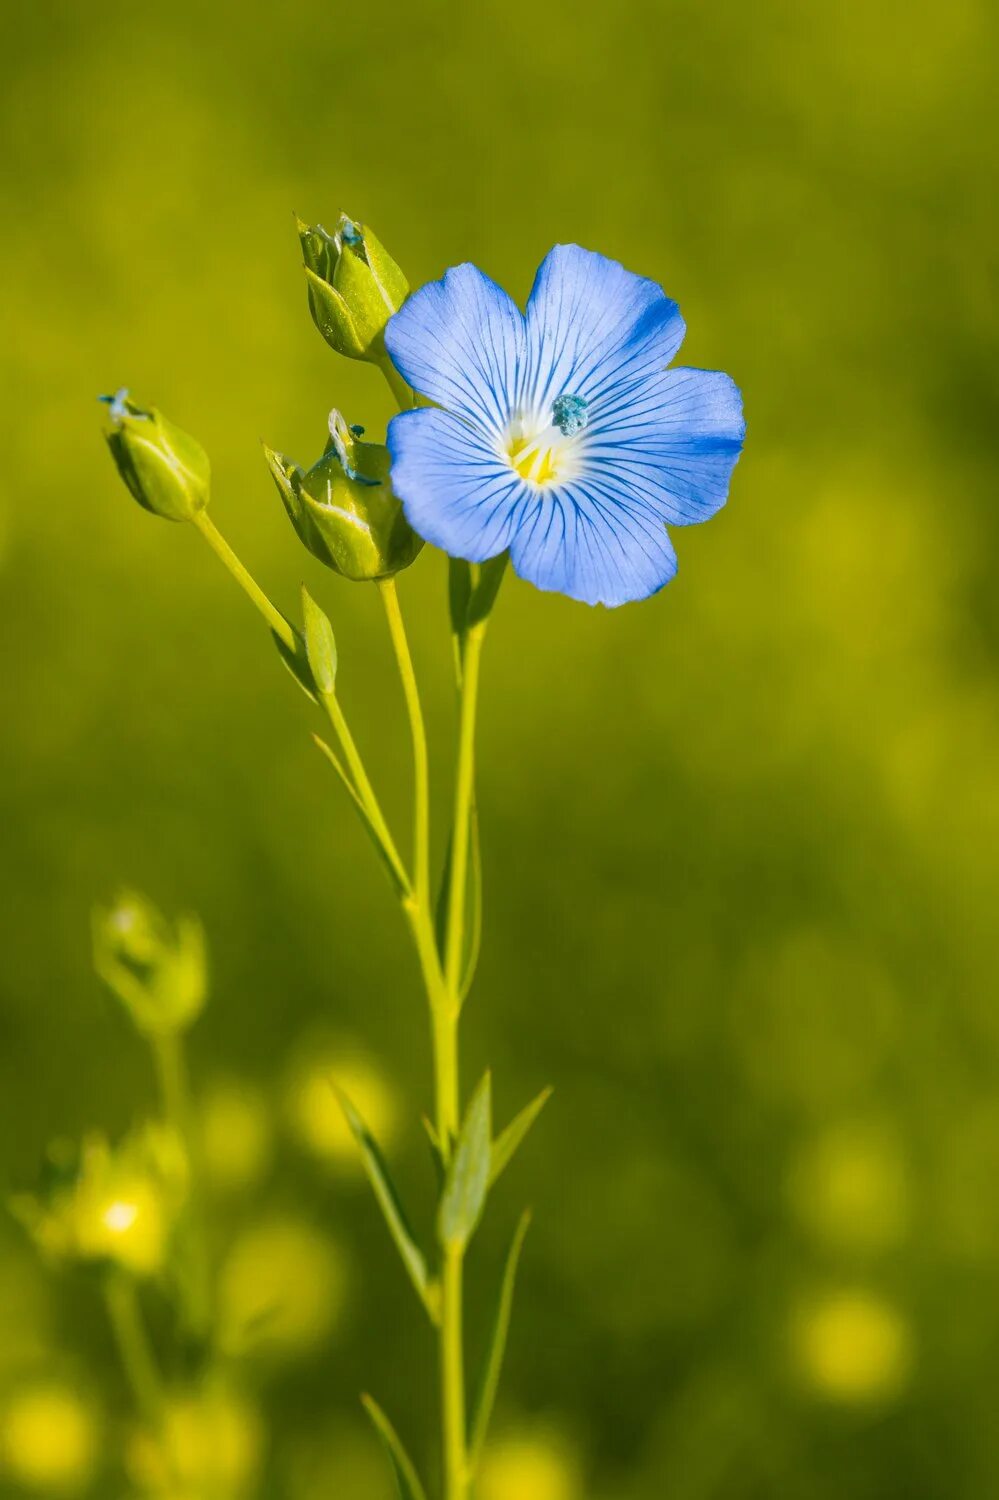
[
  {"x1": 582, "y1": 367, "x2": 745, "y2": 525},
  {"x1": 387, "y1": 407, "x2": 532, "y2": 561},
  {"x1": 508, "y1": 479, "x2": 679, "y2": 608},
  {"x1": 521, "y1": 245, "x2": 686, "y2": 417},
  {"x1": 384, "y1": 264, "x2": 525, "y2": 434}
]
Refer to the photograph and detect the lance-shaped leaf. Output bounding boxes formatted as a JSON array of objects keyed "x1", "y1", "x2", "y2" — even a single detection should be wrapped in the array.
[
  {"x1": 332, "y1": 1082, "x2": 439, "y2": 1321},
  {"x1": 468, "y1": 1210, "x2": 532, "y2": 1468},
  {"x1": 438, "y1": 1072, "x2": 492, "y2": 1250},
  {"x1": 301, "y1": 585, "x2": 337, "y2": 696},
  {"x1": 489, "y1": 1087, "x2": 553, "y2": 1188},
  {"x1": 448, "y1": 557, "x2": 473, "y2": 651},
  {"x1": 361, "y1": 1395, "x2": 429, "y2": 1500},
  {"x1": 466, "y1": 553, "x2": 508, "y2": 631},
  {"x1": 312, "y1": 735, "x2": 409, "y2": 899}
]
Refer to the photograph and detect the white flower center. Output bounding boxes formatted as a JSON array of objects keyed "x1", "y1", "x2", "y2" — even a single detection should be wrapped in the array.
[
  {"x1": 502, "y1": 393, "x2": 589, "y2": 488},
  {"x1": 102, "y1": 1200, "x2": 140, "y2": 1234}
]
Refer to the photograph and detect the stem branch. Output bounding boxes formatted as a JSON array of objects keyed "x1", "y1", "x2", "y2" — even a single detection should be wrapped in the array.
[{"x1": 103, "y1": 1273, "x2": 164, "y2": 1430}]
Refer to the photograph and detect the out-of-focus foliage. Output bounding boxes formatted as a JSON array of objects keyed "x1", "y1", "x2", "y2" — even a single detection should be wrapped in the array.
[{"x1": 0, "y1": 0, "x2": 996, "y2": 1496}]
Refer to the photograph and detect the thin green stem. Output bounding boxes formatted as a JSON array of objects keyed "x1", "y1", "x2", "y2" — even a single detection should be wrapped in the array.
[
  {"x1": 152, "y1": 1031, "x2": 188, "y2": 1135},
  {"x1": 378, "y1": 578, "x2": 431, "y2": 911},
  {"x1": 151, "y1": 1030, "x2": 211, "y2": 1334},
  {"x1": 193, "y1": 510, "x2": 294, "y2": 650},
  {"x1": 378, "y1": 354, "x2": 414, "y2": 411},
  {"x1": 319, "y1": 690, "x2": 410, "y2": 896},
  {"x1": 440, "y1": 1245, "x2": 467, "y2": 1500},
  {"x1": 103, "y1": 1272, "x2": 164, "y2": 1430},
  {"x1": 432, "y1": 1001, "x2": 460, "y2": 1148},
  {"x1": 444, "y1": 625, "x2": 485, "y2": 1005}
]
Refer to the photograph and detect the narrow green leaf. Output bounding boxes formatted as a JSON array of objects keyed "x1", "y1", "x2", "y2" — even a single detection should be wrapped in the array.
[
  {"x1": 468, "y1": 1210, "x2": 532, "y2": 1468},
  {"x1": 301, "y1": 585, "x2": 337, "y2": 695},
  {"x1": 489, "y1": 1087, "x2": 553, "y2": 1188},
  {"x1": 332, "y1": 1082, "x2": 438, "y2": 1321},
  {"x1": 312, "y1": 735, "x2": 408, "y2": 899},
  {"x1": 448, "y1": 557, "x2": 473, "y2": 643},
  {"x1": 272, "y1": 623, "x2": 318, "y2": 702},
  {"x1": 438, "y1": 1072, "x2": 492, "y2": 1249},
  {"x1": 466, "y1": 552, "x2": 508, "y2": 630},
  {"x1": 361, "y1": 1394, "x2": 429, "y2": 1500}
]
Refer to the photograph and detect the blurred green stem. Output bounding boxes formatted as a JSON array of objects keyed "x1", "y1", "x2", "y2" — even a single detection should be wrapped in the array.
[
  {"x1": 441, "y1": 1244, "x2": 467, "y2": 1500},
  {"x1": 103, "y1": 1271, "x2": 163, "y2": 1431},
  {"x1": 192, "y1": 510, "x2": 295, "y2": 651},
  {"x1": 151, "y1": 1030, "x2": 211, "y2": 1334},
  {"x1": 152, "y1": 1031, "x2": 188, "y2": 1136}
]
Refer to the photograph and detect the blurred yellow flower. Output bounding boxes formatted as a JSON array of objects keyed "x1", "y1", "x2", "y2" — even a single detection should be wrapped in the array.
[
  {"x1": 198, "y1": 1078, "x2": 273, "y2": 1194},
  {"x1": 127, "y1": 1382, "x2": 263, "y2": 1498},
  {"x1": 477, "y1": 1430, "x2": 582, "y2": 1500},
  {"x1": 11, "y1": 1126, "x2": 187, "y2": 1279},
  {"x1": 218, "y1": 1216, "x2": 348, "y2": 1359},
  {"x1": 793, "y1": 1288, "x2": 913, "y2": 1403},
  {"x1": 286, "y1": 1045, "x2": 399, "y2": 1170},
  {"x1": 0, "y1": 1382, "x2": 99, "y2": 1493},
  {"x1": 788, "y1": 1122, "x2": 910, "y2": 1255}
]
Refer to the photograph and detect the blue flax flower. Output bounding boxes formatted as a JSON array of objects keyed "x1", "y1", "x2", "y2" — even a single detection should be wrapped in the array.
[{"x1": 385, "y1": 245, "x2": 745, "y2": 607}]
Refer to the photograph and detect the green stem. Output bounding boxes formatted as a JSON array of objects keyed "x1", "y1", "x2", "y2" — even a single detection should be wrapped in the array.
[
  {"x1": 444, "y1": 624, "x2": 485, "y2": 1004},
  {"x1": 319, "y1": 690, "x2": 410, "y2": 896},
  {"x1": 440, "y1": 1244, "x2": 467, "y2": 1500},
  {"x1": 103, "y1": 1272, "x2": 164, "y2": 1430},
  {"x1": 193, "y1": 510, "x2": 294, "y2": 650},
  {"x1": 378, "y1": 354, "x2": 415, "y2": 411},
  {"x1": 378, "y1": 578, "x2": 431, "y2": 911},
  {"x1": 151, "y1": 1030, "x2": 211, "y2": 1334},
  {"x1": 152, "y1": 1031, "x2": 188, "y2": 1135}
]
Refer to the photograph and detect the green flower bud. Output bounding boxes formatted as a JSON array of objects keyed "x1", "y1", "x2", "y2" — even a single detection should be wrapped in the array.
[
  {"x1": 297, "y1": 213, "x2": 408, "y2": 360},
  {"x1": 264, "y1": 411, "x2": 423, "y2": 583},
  {"x1": 100, "y1": 390, "x2": 210, "y2": 523},
  {"x1": 93, "y1": 891, "x2": 207, "y2": 1037}
]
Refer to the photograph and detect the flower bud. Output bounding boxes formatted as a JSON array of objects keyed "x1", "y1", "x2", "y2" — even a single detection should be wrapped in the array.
[
  {"x1": 93, "y1": 891, "x2": 207, "y2": 1037},
  {"x1": 298, "y1": 213, "x2": 408, "y2": 360},
  {"x1": 100, "y1": 390, "x2": 210, "y2": 522},
  {"x1": 264, "y1": 411, "x2": 423, "y2": 582}
]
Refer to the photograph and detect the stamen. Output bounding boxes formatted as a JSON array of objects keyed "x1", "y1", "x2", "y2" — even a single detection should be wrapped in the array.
[
  {"x1": 98, "y1": 388, "x2": 143, "y2": 423},
  {"x1": 551, "y1": 393, "x2": 588, "y2": 437}
]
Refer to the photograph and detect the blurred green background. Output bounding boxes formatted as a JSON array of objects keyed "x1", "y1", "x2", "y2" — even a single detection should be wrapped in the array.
[{"x1": 1, "y1": 0, "x2": 997, "y2": 1496}]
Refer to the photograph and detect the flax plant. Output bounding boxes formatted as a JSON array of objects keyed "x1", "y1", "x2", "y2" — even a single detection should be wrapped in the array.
[{"x1": 93, "y1": 212, "x2": 744, "y2": 1500}]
